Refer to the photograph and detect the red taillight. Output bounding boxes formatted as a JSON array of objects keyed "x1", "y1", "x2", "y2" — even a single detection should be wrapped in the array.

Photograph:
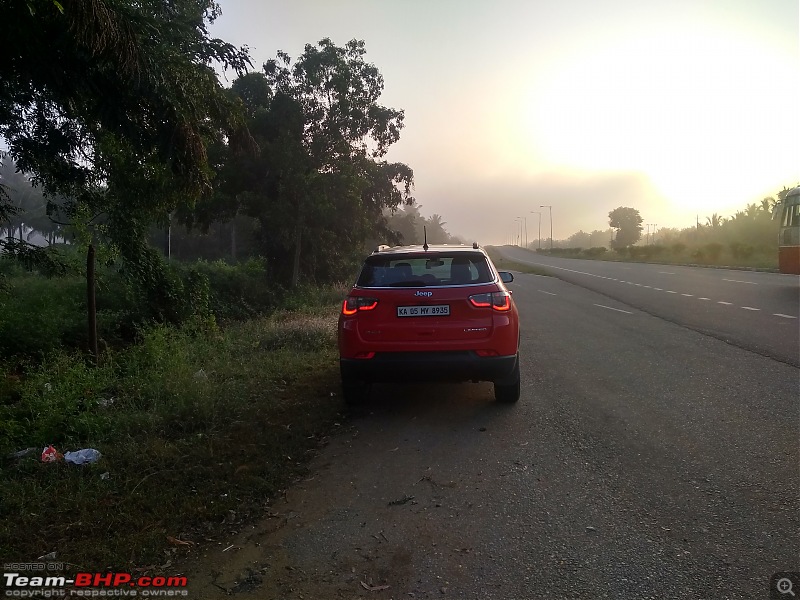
[
  {"x1": 468, "y1": 293, "x2": 492, "y2": 308},
  {"x1": 492, "y1": 291, "x2": 511, "y2": 311},
  {"x1": 469, "y1": 291, "x2": 511, "y2": 312},
  {"x1": 342, "y1": 297, "x2": 379, "y2": 315}
]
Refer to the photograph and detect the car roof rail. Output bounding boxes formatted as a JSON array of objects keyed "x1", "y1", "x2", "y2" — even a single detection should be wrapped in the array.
[
  {"x1": 472, "y1": 242, "x2": 480, "y2": 249},
  {"x1": 373, "y1": 245, "x2": 390, "y2": 254}
]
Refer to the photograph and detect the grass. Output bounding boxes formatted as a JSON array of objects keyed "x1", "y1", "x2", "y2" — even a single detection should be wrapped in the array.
[
  {"x1": 485, "y1": 246, "x2": 551, "y2": 276},
  {"x1": 0, "y1": 304, "x2": 346, "y2": 568}
]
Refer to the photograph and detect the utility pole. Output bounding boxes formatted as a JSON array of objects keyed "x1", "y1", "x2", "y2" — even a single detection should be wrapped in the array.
[
  {"x1": 540, "y1": 205, "x2": 553, "y2": 250},
  {"x1": 531, "y1": 211, "x2": 541, "y2": 249}
]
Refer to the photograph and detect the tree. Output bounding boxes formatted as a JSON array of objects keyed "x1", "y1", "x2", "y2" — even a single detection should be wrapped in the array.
[
  {"x1": 0, "y1": 0, "x2": 252, "y2": 356},
  {"x1": 608, "y1": 207, "x2": 643, "y2": 248},
  {"x1": 1, "y1": 0, "x2": 250, "y2": 198},
  {"x1": 211, "y1": 40, "x2": 414, "y2": 285},
  {"x1": 424, "y1": 214, "x2": 448, "y2": 244}
]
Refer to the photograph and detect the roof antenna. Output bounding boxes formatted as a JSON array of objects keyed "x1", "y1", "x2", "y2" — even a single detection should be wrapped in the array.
[{"x1": 423, "y1": 225, "x2": 429, "y2": 251}]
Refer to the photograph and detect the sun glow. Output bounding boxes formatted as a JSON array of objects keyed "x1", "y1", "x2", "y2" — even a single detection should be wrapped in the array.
[{"x1": 516, "y1": 26, "x2": 799, "y2": 220}]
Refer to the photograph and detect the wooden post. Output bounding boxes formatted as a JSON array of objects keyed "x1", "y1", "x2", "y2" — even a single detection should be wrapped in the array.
[{"x1": 87, "y1": 244, "x2": 98, "y2": 364}]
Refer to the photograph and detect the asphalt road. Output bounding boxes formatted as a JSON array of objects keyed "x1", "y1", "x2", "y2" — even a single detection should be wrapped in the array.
[
  {"x1": 188, "y1": 270, "x2": 800, "y2": 599},
  {"x1": 496, "y1": 246, "x2": 800, "y2": 367}
]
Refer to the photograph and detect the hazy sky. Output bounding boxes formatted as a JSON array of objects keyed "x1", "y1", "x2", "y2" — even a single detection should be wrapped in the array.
[{"x1": 211, "y1": 0, "x2": 799, "y2": 243}]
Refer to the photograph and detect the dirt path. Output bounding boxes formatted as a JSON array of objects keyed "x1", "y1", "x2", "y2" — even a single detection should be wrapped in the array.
[{"x1": 182, "y1": 382, "x2": 512, "y2": 599}]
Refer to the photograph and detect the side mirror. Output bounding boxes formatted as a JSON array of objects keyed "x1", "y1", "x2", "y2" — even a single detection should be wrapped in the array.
[{"x1": 499, "y1": 271, "x2": 514, "y2": 284}]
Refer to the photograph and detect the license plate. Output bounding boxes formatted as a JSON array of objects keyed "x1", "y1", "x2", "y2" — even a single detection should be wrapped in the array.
[{"x1": 397, "y1": 304, "x2": 450, "y2": 317}]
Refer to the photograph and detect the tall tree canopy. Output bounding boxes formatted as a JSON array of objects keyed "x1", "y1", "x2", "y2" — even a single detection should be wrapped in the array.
[
  {"x1": 208, "y1": 39, "x2": 414, "y2": 285},
  {"x1": 608, "y1": 206, "x2": 643, "y2": 248},
  {"x1": 0, "y1": 0, "x2": 251, "y2": 261}
]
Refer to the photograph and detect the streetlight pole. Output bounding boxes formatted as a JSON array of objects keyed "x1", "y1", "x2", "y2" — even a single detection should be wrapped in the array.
[
  {"x1": 531, "y1": 211, "x2": 541, "y2": 249},
  {"x1": 517, "y1": 216, "x2": 527, "y2": 249},
  {"x1": 540, "y1": 205, "x2": 553, "y2": 250},
  {"x1": 646, "y1": 223, "x2": 657, "y2": 245},
  {"x1": 514, "y1": 217, "x2": 521, "y2": 246}
]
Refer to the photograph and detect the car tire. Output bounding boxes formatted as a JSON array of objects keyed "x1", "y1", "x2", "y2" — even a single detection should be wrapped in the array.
[
  {"x1": 494, "y1": 356, "x2": 520, "y2": 403},
  {"x1": 341, "y1": 377, "x2": 370, "y2": 405}
]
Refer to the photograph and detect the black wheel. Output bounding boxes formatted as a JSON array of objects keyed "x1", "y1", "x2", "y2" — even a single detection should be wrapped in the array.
[
  {"x1": 494, "y1": 356, "x2": 520, "y2": 403},
  {"x1": 341, "y1": 376, "x2": 370, "y2": 405}
]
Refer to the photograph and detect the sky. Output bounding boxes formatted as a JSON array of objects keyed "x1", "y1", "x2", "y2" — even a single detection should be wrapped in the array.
[{"x1": 210, "y1": 0, "x2": 800, "y2": 244}]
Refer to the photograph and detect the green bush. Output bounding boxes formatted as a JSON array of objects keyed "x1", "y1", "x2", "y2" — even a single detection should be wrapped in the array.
[
  {"x1": 703, "y1": 242, "x2": 724, "y2": 261},
  {"x1": 729, "y1": 242, "x2": 754, "y2": 260},
  {"x1": 628, "y1": 246, "x2": 646, "y2": 259},
  {"x1": 0, "y1": 276, "x2": 86, "y2": 358},
  {"x1": 184, "y1": 258, "x2": 278, "y2": 320},
  {"x1": 0, "y1": 351, "x2": 117, "y2": 452},
  {"x1": 582, "y1": 247, "x2": 608, "y2": 257}
]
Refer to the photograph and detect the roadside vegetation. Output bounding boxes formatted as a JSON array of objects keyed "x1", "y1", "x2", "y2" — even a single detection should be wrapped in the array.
[
  {"x1": 0, "y1": 254, "x2": 348, "y2": 567},
  {"x1": 528, "y1": 193, "x2": 791, "y2": 271}
]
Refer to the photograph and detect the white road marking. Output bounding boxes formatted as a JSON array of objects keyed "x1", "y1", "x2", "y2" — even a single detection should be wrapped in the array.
[
  {"x1": 681, "y1": 293, "x2": 694, "y2": 297},
  {"x1": 642, "y1": 285, "x2": 652, "y2": 288},
  {"x1": 698, "y1": 297, "x2": 711, "y2": 301},
  {"x1": 653, "y1": 287, "x2": 663, "y2": 291},
  {"x1": 774, "y1": 313, "x2": 798, "y2": 319},
  {"x1": 538, "y1": 290, "x2": 557, "y2": 296},
  {"x1": 594, "y1": 304, "x2": 633, "y2": 314},
  {"x1": 666, "y1": 290, "x2": 677, "y2": 294},
  {"x1": 741, "y1": 306, "x2": 760, "y2": 311},
  {"x1": 723, "y1": 278, "x2": 757, "y2": 285},
  {"x1": 658, "y1": 271, "x2": 675, "y2": 274},
  {"x1": 718, "y1": 301, "x2": 733, "y2": 305}
]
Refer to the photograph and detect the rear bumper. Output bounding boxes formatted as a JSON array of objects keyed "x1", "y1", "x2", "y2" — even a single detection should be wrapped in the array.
[{"x1": 340, "y1": 351, "x2": 518, "y2": 384}]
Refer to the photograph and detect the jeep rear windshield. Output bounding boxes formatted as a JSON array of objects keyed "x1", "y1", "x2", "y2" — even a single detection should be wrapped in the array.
[{"x1": 356, "y1": 253, "x2": 494, "y2": 287}]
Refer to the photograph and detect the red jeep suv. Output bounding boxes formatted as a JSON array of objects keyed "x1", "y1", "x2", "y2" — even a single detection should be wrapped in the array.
[{"x1": 338, "y1": 244, "x2": 520, "y2": 404}]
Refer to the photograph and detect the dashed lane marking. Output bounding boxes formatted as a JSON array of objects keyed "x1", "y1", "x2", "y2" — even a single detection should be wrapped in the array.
[
  {"x1": 594, "y1": 304, "x2": 633, "y2": 314},
  {"x1": 504, "y1": 255, "x2": 789, "y2": 321}
]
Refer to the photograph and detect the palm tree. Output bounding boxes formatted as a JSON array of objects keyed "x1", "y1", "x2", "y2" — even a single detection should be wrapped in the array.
[
  {"x1": 426, "y1": 214, "x2": 448, "y2": 244},
  {"x1": 706, "y1": 213, "x2": 726, "y2": 228}
]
